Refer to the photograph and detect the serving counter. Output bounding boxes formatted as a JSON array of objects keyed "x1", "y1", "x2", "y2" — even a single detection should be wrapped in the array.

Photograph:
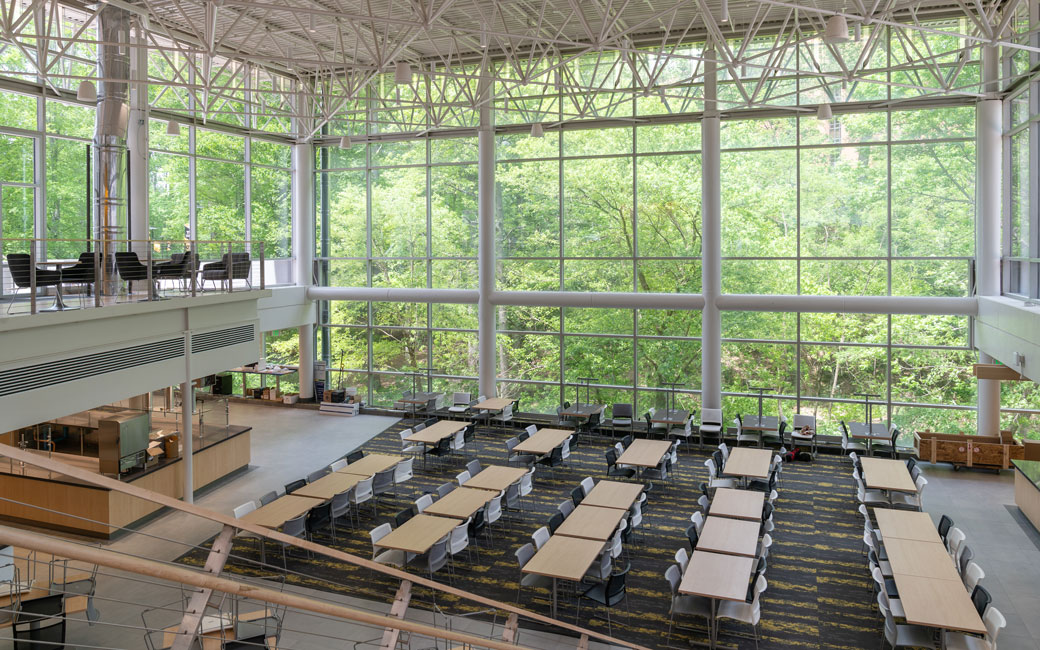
[{"x1": 1013, "y1": 460, "x2": 1040, "y2": 534}]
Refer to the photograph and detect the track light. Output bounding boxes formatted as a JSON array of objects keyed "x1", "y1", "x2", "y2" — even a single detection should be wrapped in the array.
[
  {"x1": 823, "y1": 15, "x2": 850, "y2": 44},
  {"x1": 721, "y1": 0, "x2": 730, "y2": 23},
  {"x1": 308, "y1": 14, "x2": 317, "y2": 33},
  {"x1": 817, "y1": 102, "x2": 833, "y2": 120},
  {"x1": 339, "y1": 135, "x2": 352, "y2": 148},
  {"x1": 394, "y1": 61, "x2": 413, "y2": 84},
  {"x1": 854, "y1": 22, "x2": 862, "y2": 42},
  {"x1": 166, "y1": 120, "x2": 180, "y2": 136},
  {"x1": 530, "y1": 122, "x2": 544, "y2": 138},
  {"x1": 77, "y1": 80, "x2": 96, "y2": 101}
]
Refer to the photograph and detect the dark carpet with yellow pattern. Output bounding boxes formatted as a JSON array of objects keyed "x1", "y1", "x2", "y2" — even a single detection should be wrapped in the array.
[{"x1": 179, "y1": 419, "x2": 880, "y2": 649}]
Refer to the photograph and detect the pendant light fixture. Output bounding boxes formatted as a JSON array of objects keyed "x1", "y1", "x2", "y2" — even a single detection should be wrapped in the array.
[
  {"x1": 394, "y1": 61, "x2": 413, "y2": 84},
  {"x1": 823, "y1": 15, "x2": 850, "y2": 43},
  {"x1": 339, "y1": 135, "x2": 352, "y2": 148},
  {"x1": 166, "y1": 120, "x2": 181, "y2": 136},
  {"x1": 77, "y1": 80, "x2": 97, "y2": 101},
  {"x1": 817, "y1": 102, "x2": 833, "y2": 120},
  {"x1": 530, "y1": 122, "x2": 544, "y2": 138}
]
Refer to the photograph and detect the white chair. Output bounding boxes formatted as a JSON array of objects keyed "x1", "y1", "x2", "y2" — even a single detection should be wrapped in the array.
[
  {"x1": 232, "y1": 501, "x2": 257, "y2": 520},
  {"x1": 873, "y1": 566, "x2": 905, "y2": 618},
  {"x1": 718, "y1": 442, "x2": 731, "y2": 465},
  {"x1": 734, "y1": 415, "x2": 760, "y2": 447},
  {"x1": 674, "y1": 547, "x2": 689, "y2": 572},
  {"x1": 330, "y1": 459, "x2": 348, "y2": 472},
  {"x1": 690, "y1": 511, "x2": 705, "y2": 534},
  {"x1": 465, "y1": 458, "x2": 481, "y2": 476},
  {"x1": 947, "y1": 527, "x2": 967, "y2": 562},
  {"x1": 532, "y1": 526, "x2": 550, "y2": 550},
  {"x1": 944, "y1": 606, "x2": 1005, "y2": 650},
  {"x1": 398, "y1": 429, "x2": 423, "y2": 457},
  {"x1": 665, "y1": 564, "x2": 712, "y2": 646},
  {"x1": 370, "y1": 523, "x2": 408, "y2": 567},
  {"x1": 704, "y1": 457, "x2": 737, "y2": 490},
  {"x1": 715, "y1": 574, "x2": 767, "y2": 645},
  {"x1": 331, "y1": 489, "x2": 353, "y2": 534},
  {"x1": 351, "y1": 476, "x2": 375, "y2": 524},
  {"x1": 447, "y1": 392, "x2": 471, "y2": 413},
  {"x1": 580, "y1": 476, "x2": 595, "y2": 496},
  {"x1": 558, "y1": 499, "x2": 575, "y2": 518},
  {"x1": 841, "y1": 422, "x2": 868, "y2": 458},
  {"x1": 415, "y1": 493, "x2": 434, "y2": 514},
  {"x1": 790, "y1": 414, "x2": 817, "y2": 457},
  {"x1": 525, "y1": 424, "x2": 538, "y2": 436},
  {"x1": 456, "y1": 470, "x2": 471, "y2": 486},
  {"x1": 448, "y1": 518, "x2": 473, "y2": 570},
  {"x1": 878, "y1": 595, "x2": 936, "y2": 649},
  {"x1": 890, "y1": 475, "x2": 927, "y2": 511},
  {"x1": 515, "y1": 543, "x2": 551, "y2": 604},
  {"x1": 698, "y1": 408, "x2": 724, "y2": 449},
  {"x1": 419, "y1": 535, "x2": 451, "y2": 582},
  {"x1": 450, "y1": 430, "x2": 466, "y2": 459},
  {"x1": 485, "y1": 494, "x2": 503, "y2": 541},
  {"x1": 584, "y1": 549, "x2": 612, "y2": 582},
  {"x1": 962, "y1": 561, "x2": 985, "y2": 593},
  {"x1": 670, "y1": 415, "x2": 695, "y2": 451},
  {"x1": 854, "y1": 470, "x2": 890, "y2": 508},
  {"x1": 758, "y1": 533, "x2": 773, "y2": 559},
  {"x1": 519, "y1": 468, "x2": 535, "y2": 500},
  {"x1": 561, "y1": 436, "x2": 572, "y2": 466},
  {"x1": 492, "y1": 404, "x2": 514, "y2": 432}
]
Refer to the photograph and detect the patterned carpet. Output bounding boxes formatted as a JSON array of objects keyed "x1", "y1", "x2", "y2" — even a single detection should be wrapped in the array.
[{"x1": 178, "y1": 418, "x2": 881, "y2": 649}]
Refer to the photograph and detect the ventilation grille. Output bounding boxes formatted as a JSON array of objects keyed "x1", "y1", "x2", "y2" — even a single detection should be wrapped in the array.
[
  {"x1": 0, "y1": 338, "x2": 184, "y2": 398},
  {"x1": 191, "y1": 324, "x2": 256, "y2": 354}
]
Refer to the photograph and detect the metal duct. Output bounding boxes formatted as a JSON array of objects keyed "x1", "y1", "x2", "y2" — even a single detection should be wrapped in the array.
[{"x1": 94, "y1": 6, "x2": 131, "y2": 294}]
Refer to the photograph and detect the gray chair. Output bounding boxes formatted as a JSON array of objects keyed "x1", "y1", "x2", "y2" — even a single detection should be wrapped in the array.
[
  {"x1": 259, "y1": 491, "x2": 278, "y2": 506},
  {"x1": 698, "y1": 408, "x2": 724, "y2": 449},
  {"x1": 372, "y1": 468, "x2": 396, "y2": 508},
  {"x1": 306, "y1": 468, "x2": 330, "y2": 483},
  {"x1": 515, "y1": 543, "x2": 551, "y2": 604},
  {"x1": 279, "y1": 513, "x2": 308, "y2": 567}
]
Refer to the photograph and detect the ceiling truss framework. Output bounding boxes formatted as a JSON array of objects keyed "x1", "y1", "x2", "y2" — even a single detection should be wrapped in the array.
[{"x1": 0, "y1": 0, "x2": 1032, "y2": 139}]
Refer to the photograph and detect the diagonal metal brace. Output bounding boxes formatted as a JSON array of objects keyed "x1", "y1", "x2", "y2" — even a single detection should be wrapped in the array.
[{"x1": 170, "y1": 524, "x2": 235, "y2": 650}]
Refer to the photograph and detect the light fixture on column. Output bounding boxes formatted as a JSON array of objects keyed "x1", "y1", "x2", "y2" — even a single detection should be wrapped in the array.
[
  {"x1": 530, "y1": 122, "x2": 544, "y2": 138},
  {"x1": 817, "y1": 102, "x2": 833, "y2": 120},
  {"x1": 77, "y1": 80, "x2": 97, "y2": 101},
  {"x1": 394, "y1": 61, "x2": 413, "y2": 84},
  {"x1": 721, "y1": 0, "x2": 730, "y2": 23},
  {"x1": 166, "y1": 119, "x2": 181, "y2": 136},
  {"x1": 823, "y1": 15, "x2": 850, "y2": 43},
  {"x1": 308, "y1": 14, "x2": 317, "y2": 33},
  {"x1": 853, "y1": 22, "x2": 862, "y2": 42},
  {"x1": 339, "y1": 135, "x2": 352, "y2": 148}
]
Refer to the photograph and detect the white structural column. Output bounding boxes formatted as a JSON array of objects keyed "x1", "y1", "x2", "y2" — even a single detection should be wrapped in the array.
[
  {"x1": 127, "y1": 19, "x2": 149, "y2": 249},
  {"x1": 477, "y1": 71, "x2": 496, "y2": 398},
  {"x1": 292, "y1": 141, "x2": 316, "y2": 400},
  {"x1": 701, "y1": 50, "x2": 722, "y2": 411},
  {"x1": 181, "y1": 330, "x2": 194, "y2": 503},
  {"x1": 976, "y1": 45, "x2": 1002, "y2": 435}
]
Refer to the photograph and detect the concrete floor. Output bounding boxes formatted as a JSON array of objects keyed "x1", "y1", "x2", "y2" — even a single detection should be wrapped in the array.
[
  {"x1": 47, "y1": 402, "x2": 611, "y2": 650},
  {"x1": 919, "y1": 462, "x2": 1040, "y2": 650}
]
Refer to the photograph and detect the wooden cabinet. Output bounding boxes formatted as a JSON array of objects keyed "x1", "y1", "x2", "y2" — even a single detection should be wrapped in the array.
[{"x1": 914, "y1": 431, "x2": 1024, "y2": 470}]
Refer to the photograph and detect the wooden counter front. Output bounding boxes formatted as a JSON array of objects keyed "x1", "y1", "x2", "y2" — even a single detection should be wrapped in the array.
[{"x1": 0, "y1": 429, "x2": 251, "y2": 538}]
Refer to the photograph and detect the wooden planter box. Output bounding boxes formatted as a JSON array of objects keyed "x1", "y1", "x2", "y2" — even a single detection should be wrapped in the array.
[{"x1": 914, "y1": 430, "x2": 1024, "y2": 470}]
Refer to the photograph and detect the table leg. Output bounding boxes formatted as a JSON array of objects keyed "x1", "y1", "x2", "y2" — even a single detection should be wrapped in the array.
[
  {"x1": 710, "y1": 598, "x2": 718, "y2": 650},
  {"x1": 551, "y1": 577, "x2": 558, "y2": 619}
]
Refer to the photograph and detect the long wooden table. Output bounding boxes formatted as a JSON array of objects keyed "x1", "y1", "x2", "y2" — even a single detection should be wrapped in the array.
[
  {"x1": 339, "y1": 453, "x2": 404, "y2": 477},
  {"x1": 874, "y1": 508, "x2": 985, "y2": 635},
  {"x1": 679, "y1": 550, "x2": 756, "y2": 649},
  {"x1": 404, "y1": 420, "x2": 467, "y2": 445},
  {"x1": 463, "y1": 465, "x2": 526, "y2": 492},
  {"x1": 521, "y1": 535, "x2": 603, "y2": 618},
  {"x1": 581, "y1": 480, "x2": 644, "y2": 511},
  {"x1": 616, "y1": 439, "x2": 672, "y2": 468},
  {"x1": 473, "y1": 397, "x2": 513, "y2": 411},
  {"x1": 860, "y1": 457, "x2": 916, "y2": 493},
  {"x1": 422, "y1": 487, "x2": 498, "y2": 520},
  {"x1": 239, "y1": 494, "x2": 323, "y2": 528},
  {"x1": 710, "y1": 488, "x2": 764, "y2": 521},
  {"x1": 696, "y1": 516, "x2": 760, "y2": 557},
  {"x1": 375, "y1": 514, "x2": 459, "y2": 555},
  {"x1": 513, "y1": 428, "x2": 572, "y2": 455},
  {"x1": 554, "y1": 504, "x2": 627, "y2": 541},
  {"x1": 723, "y1": 447, "x2": 773, "y2": 480}
]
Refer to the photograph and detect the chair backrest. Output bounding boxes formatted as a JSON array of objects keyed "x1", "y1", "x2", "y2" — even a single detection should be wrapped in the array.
[
  {"x1": 970, "y1": 584, "x2": 992, "y2": 617},
  {"x1": 698, "y1": 494, "x2": 711, "y2": 513},
  {"x1": 570, "y1": 485, "x2": 585, "y2": 506},
  {"x1": 456, "y1": 470, "x2": 471, "y2": 486},
  {"x1": 580, "y1": 476, "x2": 595, "y2": 496},
  {"x1": 307, "y1": 468, "x2": 329, "y2": 483},
  {"x1": 413, "y1": 423, "x2": 426, "y2": 432},
  {"x1": 690, "y1": 511, "x2": 704, "y2": 532},
  {"x1": 506, "y1": 437, "x2": 519, "y2": 452},
  {"x1": 233, "y1": 501, "x2": 257, "y2": 519},
  {"x1": 621, "y1": 434, "x2": 633, "y2": 448},
  {"x1": 937, "y1": 514, "x2": 954, "y2": 544},
  {"x1": 521, "y1": 468, "x2": 534, "y2": 492},
  {"x1": 525, "y1": 424, "x2": 538, "y2": 436},
  {"x1": 983, "y1": 607, "x2": 1006, "y2": 645},
  {"x1": 605, "y1": 564, "x2": 629, "y2": 599},
  {"x1": 532, "y1": 526, "x2": 550, "y2": 549},
  {"x1": 259, "y1": 491, "x2": 278, "y2": 506},
  {"x1": 415, "y1": 494, "x2": 434, "y2": 513},
  {"x1": 685, "y1": 524, "x2": 699, "y2": 551},
  {"x1": 612, "y1": 403, "x2": 633, "y2": 418},
  {"x1": 701, "y1": 408, "x2": 722, "y2": 425},
  {"x1": 515, "y1": 542, "x2": 536, "y2": 569},
  {"x1": 711, "y1": 449, "x2": 724, "y2": 469},
  {"x1": 504, "y1": 482, "x2": 521, "y2": 506},
  {"x1": 559, "y1": 499, "x2": 575, "y2": 517},
  {"x1": 346, "y1": 450, "x2": 365, "y2": 463},
  {"x1": 284, "y1": 479, "x2": 306, "y2": 495},
  {"x1": 963, "y1": 561, "x2": 985, "y2": 592},
  {"x1": 370, "y1": 522, "x2": 391, "y2": 546},
  {"x1": 5, "y1": 254, "x2": 31, "y2": 287},
  {"x1": 548, "y1": 511, "x2": 565, "y2": 534},
  {"x1": 373, "y1": 468, "x2": 395, "y2": 491},
  {"x1": 450, "y1": 519, "x2": 469, "y2": 547},
  {"x1": 906, "y1": 457, "x2": 917, "y2": 471},
  {"x1": 437, "y1": 482, "x2": 454, "y2": 498},
  {"x1": 704, "y1": 457, "x2": 719, "y2": 478},
  {"x1": 466, "y1": 459, "x2": 481, "y2": 475},
  {"x1": 354, "y1": 476, "x2": 374, "y2": 499},
  {"x1": 915, "y1": 475, "x2": 927, "y2": 493},
  {"x1": 398, "y1": 428, "x2": 413, "y2": 441},
  {"x1": 394, "y1": 457, "x2": 414, "y2": 481},
  {"x1": 958, "y1": 545, "x2": 974, "y2": 576},
  {"x1": 665, "y1": 563, "x2": 682, "y2": 596},
  {"x1": 792, "y1": 414, "x2": 816, "y2": 429},
  {"x1": 282, "y1": 513, "x2": 307, "y2": 538},
  {"x1": 453, "y1": 392, "x2": 470, "y2": 405},
  {"x1": 674, "y1": 547, "x2": 689, "y2": 572},
  {"x1": 330, "y1": 459, "x2": 348, "y2": 472},
  {"x1": 605, "y1": 449, "x2": 618, "y2": 466}
]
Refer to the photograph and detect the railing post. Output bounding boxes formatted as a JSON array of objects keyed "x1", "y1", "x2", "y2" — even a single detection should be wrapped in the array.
[
  {"x1": 94, "y1": 241, "x2": 102, "y2": 308},
  {"x1": 29, "y1": 240, "x2": 37, "y2": 315},
  {"x1": 146, "y1": 241, "x2": 153, "y2": 301},
  {"x1": 258, "y1": 241, "x2": 264, "y2": 290}
]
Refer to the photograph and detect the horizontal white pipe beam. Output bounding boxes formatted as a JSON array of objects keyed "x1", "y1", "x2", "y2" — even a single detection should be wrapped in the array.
[
  {"x1": 716, "y1": 294, "x2": 978, "y2": 315},
  {"x1": 490, "y1": 291, "x2": 706, "y2": 310},
  {"x1": 307, "y1": 286, "x2": 479, "y2": 303}
]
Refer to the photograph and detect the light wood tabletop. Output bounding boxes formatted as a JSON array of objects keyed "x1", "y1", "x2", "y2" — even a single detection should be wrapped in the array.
[
  {"x1": 513, "y1": 428, "x2": 572, "y2": 455},
  {"x1": 554, "y1": 504, "x2": 627, "y2": 541},
  {"x1": 522, "y1": 535, "x2": 604, "y2": 582},
  {"x1": 375, "y1": 514, "x2": 459, "y2": 555},
  {"x1": 239, "y1": 494, "x2": 323, "y2": 528},
  {"x1": 860, "y1": 457, "x2": 916, "y2": 493},
  {"x1": 582, "y1": 480, "x2": 645, "y2": 510},
  {"x1": 404, "y1": 420, "x2": 468, "y2": 445},
  {"x1": 697, "y1": 516, "x2": 761, "y2": 557},
  {"x1": 884, "y1": 538, "x2": 961, "y2": 582},
  {"x1": 616, "y1": 439, "x2": 672, "y2": 468},
  {"x1": 723, "y1": 447, "x2": 773, "y2": 480},
  {"x1": 339, "y1": 453, "x2": 405, "y2": 477},
  {"x1": 710, "y1": 488, "x2": 764, "y2": 521},
  {"x1": 651, "y1": 409, "x2": 689, "y2": 425},
  {"x1": 423, "y1": 487, "x2": 499, "y2": 520},
  {"x1": 292, "y1": 472, "x2": 366, "y2": 499},
  {"x1": 473, "y1": 397, "x2": 513, "y2": 411},
  {"x1": 895, "y1": 575, "x2": 986, "y2": 634},
  {"x1": 873, "y1": 509, "x2": 940, "y2": 543},
  {"x1": 679, "y1": 550, "x2": 755, "y2": 602},
  {"x1": 463, "y1": 465, "x2": 527, "y2": 492}
]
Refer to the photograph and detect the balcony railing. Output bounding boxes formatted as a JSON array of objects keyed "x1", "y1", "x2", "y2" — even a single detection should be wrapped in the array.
[{"x1": 1, "y1": 238, "x2": 267, "y2": 316}]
